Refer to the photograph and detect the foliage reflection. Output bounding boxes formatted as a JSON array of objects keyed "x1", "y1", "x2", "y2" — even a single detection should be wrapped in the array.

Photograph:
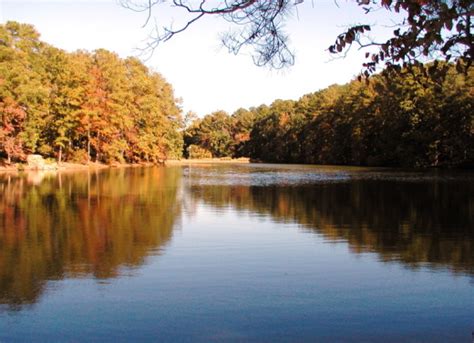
[
  {"x1": 0, "y1": 167, "x2": 181, "y2": 309},
  {"x1": 189, "y1": 176, "x2": 474, "y2": 275}
]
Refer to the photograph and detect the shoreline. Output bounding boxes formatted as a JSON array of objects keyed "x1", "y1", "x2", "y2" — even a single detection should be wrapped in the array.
[
  {"x1": 1, "y1": 158, "x2": 469, "y2": 173},
  {"x1": 0, "y1": 161, "x2": 154, "y2": 173},
  {"x1": 165, "y1": 158, "x2": 250, "y2": 165},
  {"x1": 0, "y1": 158, "x2": 251, "y2": 173}
]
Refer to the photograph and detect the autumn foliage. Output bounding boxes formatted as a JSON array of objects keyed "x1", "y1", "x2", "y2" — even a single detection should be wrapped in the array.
[
  {"x1": 0, "y1": 22, "x2": 183, "y2": 164},
  {"x1": 185, "y1": 64, "x2": 473, "y2": 168}
]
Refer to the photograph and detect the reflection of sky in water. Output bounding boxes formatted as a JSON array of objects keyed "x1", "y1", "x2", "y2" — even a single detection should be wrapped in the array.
[
  {"x1": 183, "y1": 164, "x2": 474, "y2": 186},
  {"x1": 188, "y1": 170, "x2": 351, "y2": 186},
  {"x1": 2, "y1": 202, "x2": 471, "y2": 342}
]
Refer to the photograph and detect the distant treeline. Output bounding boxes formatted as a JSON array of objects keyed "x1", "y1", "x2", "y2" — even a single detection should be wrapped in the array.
[
  {"x1": 185, "y1": 65, "x2": 473, "y2": 168},
  {"x1": 0, "y1": 22, "x2": 182, "y2": 164},
  {"x1": 2, "y1": 22, "x2": 472, "y2": 168}
]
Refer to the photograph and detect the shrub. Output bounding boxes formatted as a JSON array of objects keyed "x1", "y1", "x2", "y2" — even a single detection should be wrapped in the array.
[
  {"x1": 69, "y1": 149, "x2": 89, "y2": 164},
  {"x1": 187, "y1": 145, "x2": 212, "y2": 159}
]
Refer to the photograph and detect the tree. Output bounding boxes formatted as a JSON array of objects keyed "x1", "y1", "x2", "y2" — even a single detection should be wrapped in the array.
[
  {"x1": 332, "y1": 0, "x2": 474, "y2": 77},
  {"x1": 183, "y1": 110, "x2": 234, "y2": 157},
  {"x1": 247, "y1": 99, "x2": 301, "y2": 162},
  {"x1": 230, "y1": 108, "x2": 257, "y2": 157},
  {"x1": 0, "y1": 96, "x2": 26, "y2": 163},
  {"x1": 0, "y1": 21, "x2": 184, "y2": 164},
  {"x1": 41, "y1": 47, "x2": 87, "y2": 162},
  {"x1": 0, "y1": 22, "x2": 49, "y2": 161},
  {"x1": 122, "y1": 0, "x2": 294, "y2": 68},
  {"x1": 122, "y1": 0, "x2": 473, "y2": 74},
  {"x1": 169, "y1": 60, "x2": 472, "y2": 167}
]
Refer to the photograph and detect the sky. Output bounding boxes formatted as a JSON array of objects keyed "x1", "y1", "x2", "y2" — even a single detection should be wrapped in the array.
[{"x1": 0, "y1": 0, "x2": 403, "y2": 116}]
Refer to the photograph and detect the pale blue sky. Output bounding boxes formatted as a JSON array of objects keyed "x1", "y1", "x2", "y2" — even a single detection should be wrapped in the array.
[{"x1": 1, "y1": 0, "x2": 403, "y2": 116}]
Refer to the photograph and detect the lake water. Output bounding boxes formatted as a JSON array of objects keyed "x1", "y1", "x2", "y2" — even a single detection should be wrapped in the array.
[{"x1": 0, "y1": 164, "x2": 473, "y2": 342}]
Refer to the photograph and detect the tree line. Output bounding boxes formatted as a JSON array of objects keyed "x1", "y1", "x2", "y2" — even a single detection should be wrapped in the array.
[
  {"x1": 0, "y1": 21, "x2": 183, "y2": 165},
  {"x1": 2, "y1": 22, "x2": 472, "y2": 168},
  {"x1": 185, "y1": 64, "x2": 473, "y2": 168}
]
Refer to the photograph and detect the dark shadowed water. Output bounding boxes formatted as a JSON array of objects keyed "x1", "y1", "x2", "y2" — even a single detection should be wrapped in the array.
[{"x1": 0, "y1": 164, "x2": 473, "y2": 342}]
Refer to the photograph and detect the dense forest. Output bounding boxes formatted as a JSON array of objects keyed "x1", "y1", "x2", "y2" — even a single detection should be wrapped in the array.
[
  {"x1": 184, "y1": 65, "x2": 473, "y2": 168},
  {"x1": 1, "y1": 22, "x2": 473, "y2": 168},
  {"x1": 0, "y1": 22, "x2": 182, "y2": 165}
]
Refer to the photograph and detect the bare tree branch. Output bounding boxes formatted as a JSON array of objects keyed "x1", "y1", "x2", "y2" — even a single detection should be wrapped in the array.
[{"x1": 122, "y1": 0, "x2": 473, "y2": 75}]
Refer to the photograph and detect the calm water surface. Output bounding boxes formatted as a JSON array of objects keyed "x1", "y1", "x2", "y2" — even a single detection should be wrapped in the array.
[{"x1": 0, "y1": 164, "x2": 473, "y2": 342}]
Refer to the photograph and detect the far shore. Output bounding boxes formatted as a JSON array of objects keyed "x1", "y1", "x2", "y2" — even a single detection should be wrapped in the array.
[
  {"x1": 0, "y1": 161, "x2": 150, "y2": 173},
  {"x1": 0, "y1": 158, "x2": 251, "y2": 173},
  {"x1": 165, "y1": 158, "x2": 250, "y2": 165}
]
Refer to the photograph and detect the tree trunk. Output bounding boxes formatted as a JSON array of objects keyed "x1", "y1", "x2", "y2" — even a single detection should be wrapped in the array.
[
  {"x1": 58, "y1": 146, "x2": 62, "y2": 164},
  {"x1": 87, "y1": 129, "x2": 91, "y2": 163},
  {"x1": 95, "y1": 133, "x2": 100, "y2": 163}
]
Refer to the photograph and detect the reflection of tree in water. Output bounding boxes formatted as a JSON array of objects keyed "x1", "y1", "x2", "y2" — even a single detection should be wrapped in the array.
[
  {"x1": 190, "y1": 180, "x2": 474, "y2": 275},
  {"x1": 0, "y1": 167, "x2": 181, "y2": 310}
]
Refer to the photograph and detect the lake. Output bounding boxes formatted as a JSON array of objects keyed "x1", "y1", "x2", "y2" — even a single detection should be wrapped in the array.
[{"x1": 0, "y1": 164, "x2": 473, "y2": 342}]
